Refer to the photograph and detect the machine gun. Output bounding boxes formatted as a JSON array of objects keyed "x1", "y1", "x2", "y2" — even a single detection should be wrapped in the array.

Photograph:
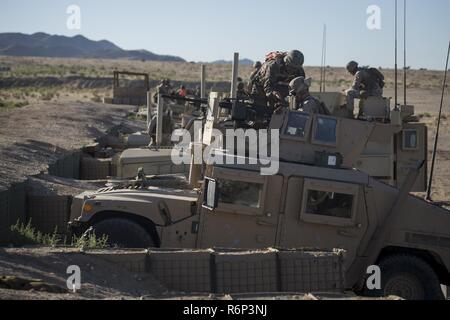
[
  {"x1": 218, "y1": 99, "x2": 281, "y2": 129},
  {"x1": 160, "y1": 94, "x2": 208, "y2": 105},
  {"x1": 160, "y1": 94, "x2": 209, "y2": 119}
]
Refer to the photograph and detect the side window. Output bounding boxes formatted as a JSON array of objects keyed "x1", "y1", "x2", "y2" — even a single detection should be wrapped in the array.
[
  {"x1": 282, "y1": 112, "x2": 311, "y2": 140},
  {"x1": 301, "y1": 179, "x2": 358, "y2": 226},
  {"x1": 402, "y1": 129, "x2": 418, "y2": 150},
  {"x1": 217, "y1": 180, "x2": 263, "y2": 209},
  {"x1": 313, "y1": 116, "x2": 337, "y2": 145},
  {"x1": 305, "y1": 190, "x2": 353, "y2": 219}
]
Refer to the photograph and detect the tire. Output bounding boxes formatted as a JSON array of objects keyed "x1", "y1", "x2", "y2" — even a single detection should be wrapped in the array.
[
  {"x1": 363, "y1": 254, "x2": 445, "y2": 300},
  {"x1": 91, "y1": 218, "x2": 156, "y2": 248}
]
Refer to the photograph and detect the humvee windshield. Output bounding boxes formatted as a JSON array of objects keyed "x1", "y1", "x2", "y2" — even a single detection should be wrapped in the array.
[
  {"x1": 283, "y1": 112, "x2": 310, "y2": 139},
  {"x1": 314, "y1": 116, "x2": 337, "y2": 144},
  {"x1": 217, "y1": 180, "x2": 263, "y2": 208}
]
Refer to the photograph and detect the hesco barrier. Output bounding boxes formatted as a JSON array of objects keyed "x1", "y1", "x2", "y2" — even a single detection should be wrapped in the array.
[
  {"x1": 48, "y1": 152, "x2": 81, "y2": 179},
  {"x1": 27, "y1": 195, "x2": 71, "y2": 235},
  {"x1": 80, "y1": 157, "x2": 112, "y2": 180},
  {"x1": 147, "y1": 249, "x2": 212, "y2": 293},
  {"x1": 213, "y1": 249, "x2": 279, "y2": 294},
  {"x1": 0, "y1": 182, "x2": 27, "y2": 244},
  {"x1": 278, "y1": 249, "x2": 345, "y2": 293},
  {"x1": 86, "y1": 250, "x2": 148, "y2": 273},
  {"x1": 87, "y1": 248, "x2": 346, "y2": 294}
]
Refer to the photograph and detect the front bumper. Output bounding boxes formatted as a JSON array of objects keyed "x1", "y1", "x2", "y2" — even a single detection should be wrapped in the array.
[{"x1": 67, "y1": 219, "x2": 87, "y2": 237}]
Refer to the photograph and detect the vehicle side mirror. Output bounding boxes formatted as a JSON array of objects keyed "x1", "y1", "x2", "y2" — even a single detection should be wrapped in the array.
[{"x1": 203, "y1": 178, "x2": 219, "y2": 210}]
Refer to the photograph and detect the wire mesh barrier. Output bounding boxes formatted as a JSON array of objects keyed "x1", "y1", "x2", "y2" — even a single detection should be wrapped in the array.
[
  {"x1": 85, "y1": 250, "x2": 149, "y2": 274},
  {"x1": 0, "y1": 183, "x2": 27, "y2": 244},
  {"x1": 87, "y1": 248, "x2": 347, "y2": 294},
  {"x1": 213, "y1": 250, "x2": 279, "y2": 294},
  {"x1": 27, "y1": 195, "x2": 71, "y2": 235},
  {"x1": 80, "y1": 157, "x2": 112, "y2": 180},
  {"x1": 48, "y1": 152, "x2": 81, "y2": 179},
  {"x1": 278, "y1": 249, "x2": 345, "y2": 293},
  {"x1": 147, "y1": 249, "x2": 213, "y2": 293}
]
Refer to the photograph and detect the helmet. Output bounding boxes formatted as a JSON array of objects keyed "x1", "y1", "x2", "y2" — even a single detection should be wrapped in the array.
[
  {"x1": 346, "y1": 61, "x2": 359, "y2": 74},
  {"x1": 284, "y1": 50, "x2": 304, "y2": 71},
  {"x1": 289, "y1": 76, "x2": 312, "y2": 95},
  {"x1": 253, "y1": 61, "x2": 262, "y2": 69}
]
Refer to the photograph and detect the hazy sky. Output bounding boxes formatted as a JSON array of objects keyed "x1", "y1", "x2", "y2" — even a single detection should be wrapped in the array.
[{"x1": 0, "y1": 0, "x2": 449, "y2": 69}]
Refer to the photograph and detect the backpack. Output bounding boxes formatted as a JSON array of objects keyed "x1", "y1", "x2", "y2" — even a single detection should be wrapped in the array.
[
  {"x1": 251, "y1": 52, "x2": 285, "y2": 85},
  {"x1": 367, "y1": 67, "x2": 385, "y2": 89},
  {"x1": 265, "y1": 51, "x2": 286, "y2": 62}
]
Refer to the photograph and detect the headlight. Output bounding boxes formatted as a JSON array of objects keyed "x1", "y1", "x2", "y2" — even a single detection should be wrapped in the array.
[{"x1": 83, "y1": 202, "x2": 93, "y2": 213}]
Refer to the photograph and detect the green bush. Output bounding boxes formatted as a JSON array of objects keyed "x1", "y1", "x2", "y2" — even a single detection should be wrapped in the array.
[
  {"x1": 10, "y1": 220, "x2": 60, "y2": 246},
  {"x1": 10, "y1": 219, "x2": 109, "y2": 249}
]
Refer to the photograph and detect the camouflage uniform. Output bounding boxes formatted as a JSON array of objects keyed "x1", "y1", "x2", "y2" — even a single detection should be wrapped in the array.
[
  {"x1": 289, "y1": 76, "x2": 328, "y2": 115},
  {"x1": 249, "y1": 61, "x2": 262, "y2": 90},
  {"x1": 153, "y1": 79, "x2": 172, "y2": 103},
  {"x1": 296, "y1": 95, "x2": 328, "y2": 114},
  {"x1": 236, "y1": 81, "x2": 249, "y2": 100},
  {"x1": 346, "y1": 67, "x2": 383, "y2": 112},
  {"x1": 251, "y1": 52, "x2": 305, "y2": 107}
]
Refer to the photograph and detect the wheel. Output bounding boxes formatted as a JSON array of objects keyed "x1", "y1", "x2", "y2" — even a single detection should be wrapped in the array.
[
  {"x1": 91, "y1": 218, "x2": 156, "y2": 248},
  {"x1": 363, "y1": 254, "x2": 445, "y2": 300}
]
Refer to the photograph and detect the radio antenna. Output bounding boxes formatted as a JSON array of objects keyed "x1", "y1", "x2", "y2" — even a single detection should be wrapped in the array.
[
  {"x1": 403, "y1": 0, "x2": 407, "y2": 106},
  {"x1": 323, "y1": 25, "x2": 327, "y2": 92},
  {"x1": 394, "y1": 0, "x2": 399, "y2": 110},
  {"x1": 427, "y1": 41, "x2": 450, "y2": 201},
  {"x1": 320, "y1": 24, "x2": 327, "y2": 92}
]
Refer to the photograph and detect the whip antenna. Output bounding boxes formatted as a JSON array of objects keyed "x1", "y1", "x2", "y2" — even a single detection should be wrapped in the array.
[
  {"x1": 320, "y1": 25, "x2": 327, "y2": 92},
  {"x1": 394, "y1": 0, "x2": 399, "y2": 109},
  {"x1": 320, "y1": 24, "x2": 326, "y2": 92},
  {"x1": 403, "y1": 0, "x2": 407, "y2": 106},
  {"x1": 427, "y1": 41, "x2": 450, "y2": 201}
]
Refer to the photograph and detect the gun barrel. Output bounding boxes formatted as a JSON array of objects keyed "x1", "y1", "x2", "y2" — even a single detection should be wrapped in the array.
[{"x1": 160, "y1": 94, "x2": 208, "y2": 104}]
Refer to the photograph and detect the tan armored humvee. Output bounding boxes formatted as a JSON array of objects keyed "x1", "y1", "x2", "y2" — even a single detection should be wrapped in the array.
[{"x1": 69, "y1": 92, "x2": 450, "y2": 300}]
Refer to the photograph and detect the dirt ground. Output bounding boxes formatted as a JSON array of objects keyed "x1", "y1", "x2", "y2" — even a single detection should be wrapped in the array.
[
  {"x1": 0, "y1": 247, "x2": 166, "y2": 300},
  {"x1": 0, "y1": 101, "x2": 146, "y2": 190}
]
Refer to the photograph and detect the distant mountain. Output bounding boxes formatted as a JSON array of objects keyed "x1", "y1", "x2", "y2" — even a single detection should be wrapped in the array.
[
  {"x1": 212, "y1": 58, "x2": 254, "y2": 65},
  {"x1": 0, "y1": 32, "x2": 185, "y2": 62}
]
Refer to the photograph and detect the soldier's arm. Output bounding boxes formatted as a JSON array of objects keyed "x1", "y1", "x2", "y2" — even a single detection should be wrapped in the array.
[
  {"x1": 351, "y1": 71, "x2": 363, "y2": 91},
  {"x1": 263, "y1": 63, "x2": 280, "y2": 96}
]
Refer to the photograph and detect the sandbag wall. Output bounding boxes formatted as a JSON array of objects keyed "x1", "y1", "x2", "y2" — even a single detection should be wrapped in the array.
[{"x1": 88, "y1": 248, "x2": 346, "y2": 294}]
